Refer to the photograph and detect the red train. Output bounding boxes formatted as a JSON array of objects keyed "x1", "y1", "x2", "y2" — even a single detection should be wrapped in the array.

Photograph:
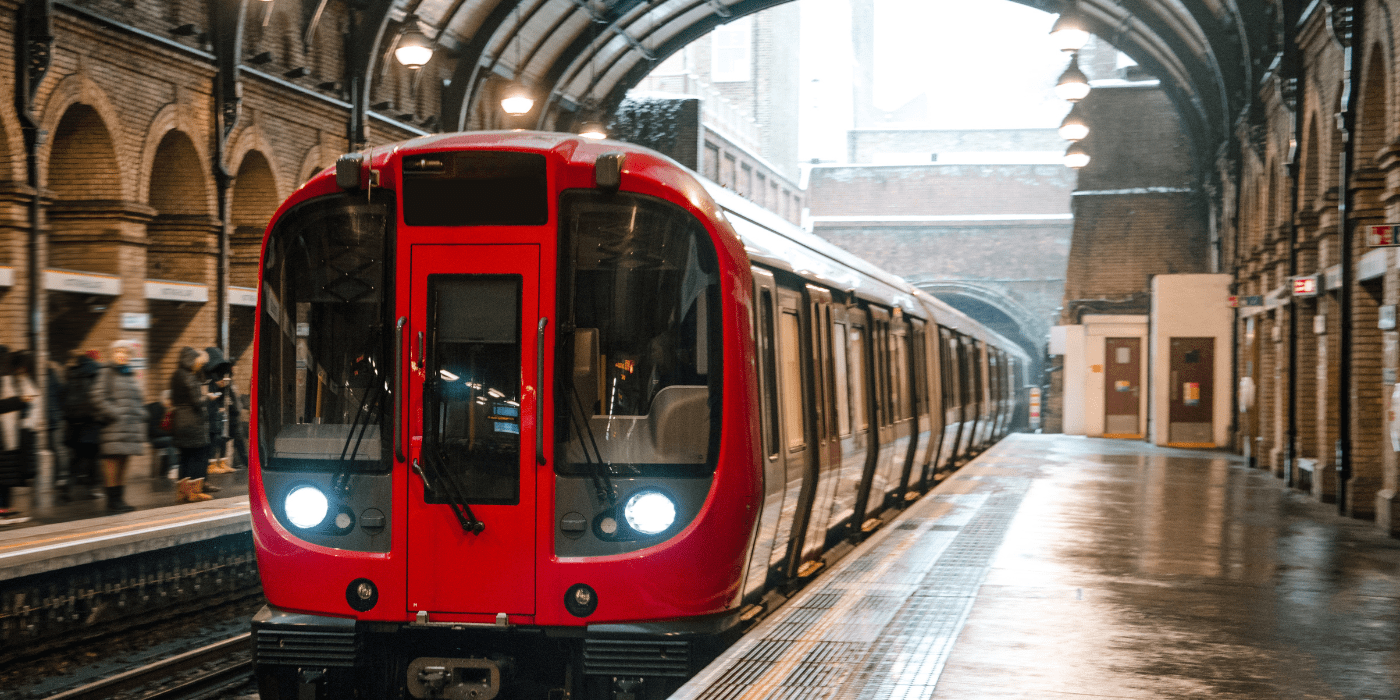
[{"x1": 248, "y1": 132, "x2": 1028, "y2": 700}]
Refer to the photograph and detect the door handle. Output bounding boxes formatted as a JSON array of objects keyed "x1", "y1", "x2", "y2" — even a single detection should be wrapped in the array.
[
  {"x1": 537, "y1": 317, "x2": 548, "y2": 466},
  {"x1": 395, "y1": 316, "x2": 407, "y2": 463}
]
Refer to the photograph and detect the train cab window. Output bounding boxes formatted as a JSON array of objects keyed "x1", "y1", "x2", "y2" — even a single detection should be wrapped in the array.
[
  {"x1": 779, "y1": 310, "x2": 805, "y2": 450},
  {"x1": 421, "y1": 275, "x2": 522, "y2": 504},
  {"x1": 557, "y1": 190, "x2": 722, "y2": 476},
  {"x1": 832, "y1": 321, "x2": 851, "y2": 437},
  {"x1": 257, "y1": 192, "x2": 394, "y2": 473},
  {"x1": 849, "y1": 325, "x2": 868, "y2": 432},
  {"x1": 403, "y1": 151, "x2": 548, "y2": 226}
]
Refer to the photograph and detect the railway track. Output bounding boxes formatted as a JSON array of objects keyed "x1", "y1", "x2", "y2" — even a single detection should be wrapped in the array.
[{"x1": 46, "y1": 633, "x2": 252, "y2": 700}]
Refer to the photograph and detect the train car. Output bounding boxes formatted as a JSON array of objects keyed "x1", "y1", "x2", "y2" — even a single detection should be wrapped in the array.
[{"x1": 248, "y1": 132, "x2": 1028, "y2": 700}]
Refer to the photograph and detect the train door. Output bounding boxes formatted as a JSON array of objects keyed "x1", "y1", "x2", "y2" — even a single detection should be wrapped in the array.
[
  {"x1": 987, "y1": 350, "x2": 1002, "y2": 439},
  {"x1": 405, "y1": 244, "x2": 541, "y2": 616},
  {"x1": 798, "y1": 286, "x2": 839, "y2": 564},
  {"x1": 831, "y1": 305, "x2": 873, "y2": 542},
  {"x1": 954, "y1": 336, "x2": 976, "y2": 458},
  {"x1": 742, "y1": 269, "x2": 787, "y2": 599},
  {"x1": 1104, "y1": 337, "x2": 1142, "y2": 438},
  {"x1": 908, "y1": 319, "x2": 935, "y2": 493},
  {"x1": 890, "y1": 316, "x2": 919, "y2": 501},
  {"x1": 775, "y1": 286, "x2": 820, "y2": 577},
  {"x1": 938, "y1": 328, "x2": 962, "y2": 469}
]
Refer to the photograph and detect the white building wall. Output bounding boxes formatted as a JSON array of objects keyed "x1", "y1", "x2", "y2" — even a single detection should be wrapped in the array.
[
  {"x1": 1081, "y1": 315, "x2": 1149, "y2": 437},
  {"x1": 1061, "y1": 324, "x2": 1087, "y2": 435},
  {"x1": 1150, "y1": 274, "x2": 1234, "y2": 447}
]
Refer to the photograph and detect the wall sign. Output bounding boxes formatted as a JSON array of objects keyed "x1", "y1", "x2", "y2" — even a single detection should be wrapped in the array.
[
  {"x1": 1292, "y1": 275, "x2": 1319, "y2": 298},
  {"x1": 1369, "y1": 224, "x2": 1400, "y2": 247},
  {"x1": 120, "y1": 313, "x2": 149, "y2": 330},
  {"x1": 1382, "y1": 305, "x2": 1397, "y2": 331}
]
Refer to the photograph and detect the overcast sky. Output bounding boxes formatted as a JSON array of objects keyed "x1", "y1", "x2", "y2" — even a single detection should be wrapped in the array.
[{"x1": 799, "y1": 0, "x2": 1072, "y2": 162}]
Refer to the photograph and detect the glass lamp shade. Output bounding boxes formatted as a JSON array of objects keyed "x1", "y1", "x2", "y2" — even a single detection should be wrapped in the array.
[
  {"x1": 1064, "y1": 142, "x2": 1091, "y2": 169},
  {"x1": 501, "y1": 84, "x2": 535, "y2": 115},
  {"x1": 1056, "y1": 56, "x2": 1091, "y2": 102},
  {"x1": 395, "y1": 27, "x2": 433, "y2": 68},
  {"x1": 1059, "y1": 106, "x2": 1089, "y2": 141},
  {"x1": 1050, "y1": 13, "x2": 1090, "y2": 53}
]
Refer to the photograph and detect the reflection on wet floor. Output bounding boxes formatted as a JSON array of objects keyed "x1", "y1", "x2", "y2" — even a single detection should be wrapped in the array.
[{"x1": 934, "y1": 435, "x2": 1400, "y2": 700}]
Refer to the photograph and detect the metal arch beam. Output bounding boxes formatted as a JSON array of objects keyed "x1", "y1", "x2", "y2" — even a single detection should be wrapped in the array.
[
  {"x1": 345, "y1": 0, "x2": 396, "y2": 147},
  {"x1": 442, "y1": 0, "x2": 520, "y2": 132},
  {"x1": 527, "y1": 0, "x2": 654, "y2": 126}
]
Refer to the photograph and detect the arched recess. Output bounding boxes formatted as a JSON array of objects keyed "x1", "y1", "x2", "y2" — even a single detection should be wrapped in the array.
[
  {"x1": 1347, "y1": 45, "x2": 1390, "y2": 518},
  {"x1": 913, "y1": 280, "x2": 1046, "y2": 374},
  {"x1": 145, "y1": 130, "x2": 218, "y2": 403},
  {"x1": 228, "y1": 150, "x2": 281, "y2": 399},
  {"x1": 44, "y1": 103, "x2": 146, "y2": 369},
  {"x1": 0, "y1": 96, "x2": 25, "y2": 350},
  {"x1": 297, "y1": 144, "x2": 333, "y2": 185}
]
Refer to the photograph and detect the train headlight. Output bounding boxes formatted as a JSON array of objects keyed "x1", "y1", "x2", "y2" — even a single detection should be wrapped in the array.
[
  {"x1": 285, "y1": 486, "x2": 329, "y2": 529},
  {"x1": 623, "y1": 491, "x2": 676, "y2": 535}
]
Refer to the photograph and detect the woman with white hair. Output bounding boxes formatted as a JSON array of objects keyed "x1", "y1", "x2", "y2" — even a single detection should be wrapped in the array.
[{"x1": 90, "y1": 339, "x2": 146, "y2": 513}]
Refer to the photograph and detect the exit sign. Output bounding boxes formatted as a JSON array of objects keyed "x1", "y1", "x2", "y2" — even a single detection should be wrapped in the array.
[
  {"x1": 1292, "y1": 275, "x2": 1319, "y2": 298},
  {"x1": 1369, "y1": 224, "x2": 1400, "y2": 247}
]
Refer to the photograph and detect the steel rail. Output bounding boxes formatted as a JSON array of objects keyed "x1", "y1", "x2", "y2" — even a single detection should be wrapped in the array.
[{"x1": 46, "y1": 632, "x2": 251, "y2": 700}]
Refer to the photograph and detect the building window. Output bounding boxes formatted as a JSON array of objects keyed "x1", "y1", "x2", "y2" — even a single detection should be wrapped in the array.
[
  {"x1": 711, "y1": 17, "x2": 752, "y2": 82},
  {"x1": 756, "y1": 173, "x2": 767, "y2": 206},
  {"x1": 722, "y1": 153, "x2": 736, "y2": 189},
  {"x1": 741, "y1": 164, "x2": 753, "y2": 197},
  {"x1": 704, "y1": 142, "x2": 720, "y2": 181}
]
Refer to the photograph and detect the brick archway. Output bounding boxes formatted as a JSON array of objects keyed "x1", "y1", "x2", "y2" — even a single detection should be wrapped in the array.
[{"x1": 228, "y1": 150, "x2": 281, "y2": 395}]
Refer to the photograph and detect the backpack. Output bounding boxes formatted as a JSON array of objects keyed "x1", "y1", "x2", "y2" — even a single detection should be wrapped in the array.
[{"x1": 64, "y1": 365, "x2": 97, "y2": 423}]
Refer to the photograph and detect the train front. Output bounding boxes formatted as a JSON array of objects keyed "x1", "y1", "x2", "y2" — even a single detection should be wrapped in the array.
[{"x1": 249, "y1": 133, "x2": 761, "y2": 700}]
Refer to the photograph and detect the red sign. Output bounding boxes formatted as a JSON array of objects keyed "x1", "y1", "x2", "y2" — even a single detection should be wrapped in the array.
[
  {"x1": 1369, "y1": 224, "x2": 1400, "y2": 247},
  {"x1": 1292, "y1": 276, "x2": 1318, "y2": 297}
]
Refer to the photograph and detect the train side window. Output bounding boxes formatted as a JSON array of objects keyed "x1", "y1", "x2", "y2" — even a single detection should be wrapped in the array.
[
  {"x1": 832, "y1": 320, "x2": 851, "y2": 436},
  {"x1": 895, "y1": 332, "x2": 912, "y2": 421},
  {"x1": 912, "y1": 328, "x2": 927, "y2": 417},
  {"x1": 849, "y1": 325, "x2": 868, "y2": 432},
  {"x1": 779, "y1": 310, "x2": 806, "y2": 451},
  {"x1": 759, "y1": 289, "x2": 779, "y2": 458}
]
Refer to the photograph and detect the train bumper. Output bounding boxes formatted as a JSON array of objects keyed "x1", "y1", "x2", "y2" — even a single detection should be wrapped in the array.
[{"x1": 251, "y1": 604, "x2": 744, "y2": 700}]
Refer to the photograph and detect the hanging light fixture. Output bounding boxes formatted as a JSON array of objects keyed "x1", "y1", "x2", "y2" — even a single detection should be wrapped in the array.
[
  {"x1": 1055, "y1": 54, "x2": 1091, "y2": 102},
  {"x1": 1049, "y1": 8, "x2": 1089, "y2": 53},
  {"x1": 501, "y1": 83, "x2": 535, "y2": 115},
  {"x1": 578, "y1": 121, "x2": 608, "y2": 139},
  {"x1": 395, "y1": 17, "x2": 434, "y2": 69},
  {"x1": 1063, "y1": 142, "x2": 1090, "y2": 169},
  {"x1": 1058, "y1": 103, "x2": 1089, "y2": 141}
]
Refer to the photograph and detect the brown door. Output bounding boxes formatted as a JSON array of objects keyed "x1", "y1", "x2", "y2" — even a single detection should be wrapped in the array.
[
  {"x1": 1103, "y1": 337, "x2": 1141, "y2": 437},
  {"x1": 1169, "y1": 337, "x2": 1215, "y2": 446}
]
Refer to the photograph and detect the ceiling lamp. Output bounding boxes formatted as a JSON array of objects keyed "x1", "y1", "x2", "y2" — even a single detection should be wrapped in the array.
[
  {"x1": 501, "y1": 83, "x2": 535, "y2": 116},
  {"x1": 1058, "y1": 104, "x2": 1089, "y2": 141},
  {"x1": 1049, "y1": 11, "x2": 1090, "y2": 53},
  {"x1": 1063, "y1": 142, "x2": 1090, "y2": 169},
  {"x1": 578, "y1": 121, "x2": 608, "y2": 139},
  {"x1": 1055, "y1": 55, "x2": 1091, "y2": 102},
  {"x1": 395, "y1": 19, "x2": 434, "y2": 68}
]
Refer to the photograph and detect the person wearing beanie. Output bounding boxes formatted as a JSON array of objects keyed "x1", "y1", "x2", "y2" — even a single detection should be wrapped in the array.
[
  {"x1": 90, "y1": 339, "x2": 145, "y2": 513},
  {"x1": 170, "y1": 347, "x2": 213, "y2": 503},
  {"x1": 203, "y1": 347, "x2": 234, "y2": 479}
]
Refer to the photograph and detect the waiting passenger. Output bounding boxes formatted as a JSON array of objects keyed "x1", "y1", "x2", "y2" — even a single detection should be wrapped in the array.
[
  {"x1": 0, "y1": 347, "x2": 35, "y2": 525},
  {"x1": 170, "y1": 347, "x2": 213, "y2": 503},
  {"x1": 90, "y1": 340, "x2": 146, "y2": 513}
]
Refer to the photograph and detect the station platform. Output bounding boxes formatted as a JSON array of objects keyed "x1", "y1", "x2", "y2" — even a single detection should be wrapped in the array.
[
  {"x1": 675, "y1": 434, "x2": 1400, "y2": 700},
  {"x1": 0, "y1": 469, "x2": 250, "y2": 582}
]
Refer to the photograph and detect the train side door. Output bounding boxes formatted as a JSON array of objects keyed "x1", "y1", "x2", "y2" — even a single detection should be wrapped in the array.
[
  {"x1": 744, "y1": 270, "x2": 789, "y2": 596},
  {"x1": 405, "y1": 244, "x2": 541, "y2": 617},
  {"x1": 798, "y1": 287, "x2": 839, "y2": 561},
  {"x1": 775, "y1": 286, "x2": 820, "y2": 577}
]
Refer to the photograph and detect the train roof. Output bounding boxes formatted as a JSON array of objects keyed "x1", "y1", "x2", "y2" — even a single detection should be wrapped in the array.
[{"x1": 701, "y1": 178, "x2": 1029, "y2": 363}]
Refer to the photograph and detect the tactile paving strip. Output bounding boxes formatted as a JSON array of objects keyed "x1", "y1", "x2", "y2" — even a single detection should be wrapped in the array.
[{"x1": 676, "y1": 471, "x2": 1032, "y2": 700}]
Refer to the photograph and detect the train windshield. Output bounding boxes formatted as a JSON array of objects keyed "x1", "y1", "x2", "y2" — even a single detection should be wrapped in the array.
[
  {"x1": 257, "y1": 192, "x2": 395, "y2": 473},
  {"x1": 557, "y1": 190, "x2": 722, "y2": 477}
]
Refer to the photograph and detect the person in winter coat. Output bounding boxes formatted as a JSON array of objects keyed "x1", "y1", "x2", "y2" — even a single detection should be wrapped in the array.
[
  {"x1": 170, "y1": 347, "x2": 213, "y2": 503},
  {"x1": 90, "y1": 339, "x2": 146, "y2": 513},
  {"x1": 147, "y1": 390, "x2": 174, "y2": 481},
  {"x1": 63, "y1": 350, "x2": 103, "y2": 501},
  {"x1": 0, "y1": 347, "x2": 36, "y2": 525},
  {"x1": 203, "y1": 347, "x2": 234, "y2": 476}
]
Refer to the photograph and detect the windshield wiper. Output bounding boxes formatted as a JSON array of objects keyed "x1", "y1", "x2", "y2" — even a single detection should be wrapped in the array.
[
  {"x1": 569, "y1": 383, "x2": 616, "y2": 507},
  {"x1": 329, "y1": 380, "x2": 383, "y2": 498},
  {"x1": 414, "y1": 445, "x2": 484, "y2": 534}
]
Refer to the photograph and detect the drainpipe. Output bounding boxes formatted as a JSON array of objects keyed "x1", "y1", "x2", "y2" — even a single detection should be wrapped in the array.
[
  {"x1": 15, "y1": 0, "x2": 53, "y2": 505},
  {"x1": 210, "y1": 0, "x2": 247, "y2": 355},
  {"x1": 1336, "y1": 2, "x2": 1361, "y2": 515},
  {"x1": 1285, "y1": 1, "x2": 1304, "y2": 488}
]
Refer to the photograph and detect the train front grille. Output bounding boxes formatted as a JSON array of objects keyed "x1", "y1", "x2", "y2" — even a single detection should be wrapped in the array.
[
  {"x1": 583, "y1": 638, "x2": 691, "y2": 677},
  {"x1": 254, "y1": 626, "x2": 358, "y2": 668}
]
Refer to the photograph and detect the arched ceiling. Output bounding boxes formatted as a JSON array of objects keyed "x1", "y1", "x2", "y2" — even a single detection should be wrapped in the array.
[{"x1": 374, "y1": 0, "x2": 1277, "y2": 157}]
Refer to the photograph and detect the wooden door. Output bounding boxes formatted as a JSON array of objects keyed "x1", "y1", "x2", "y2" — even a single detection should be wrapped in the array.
[
  {"x1": 1103, "y1": 337, "x2": 1142, "y2": 437},
  {"x1": 1169, "y1": 337, "x2": 1215, "y2": 446}
]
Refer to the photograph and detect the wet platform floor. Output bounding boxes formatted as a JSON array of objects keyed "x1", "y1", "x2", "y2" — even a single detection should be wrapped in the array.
[{"x1": 675, "y1": 434, "x2": 1400, "y2": 700}]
